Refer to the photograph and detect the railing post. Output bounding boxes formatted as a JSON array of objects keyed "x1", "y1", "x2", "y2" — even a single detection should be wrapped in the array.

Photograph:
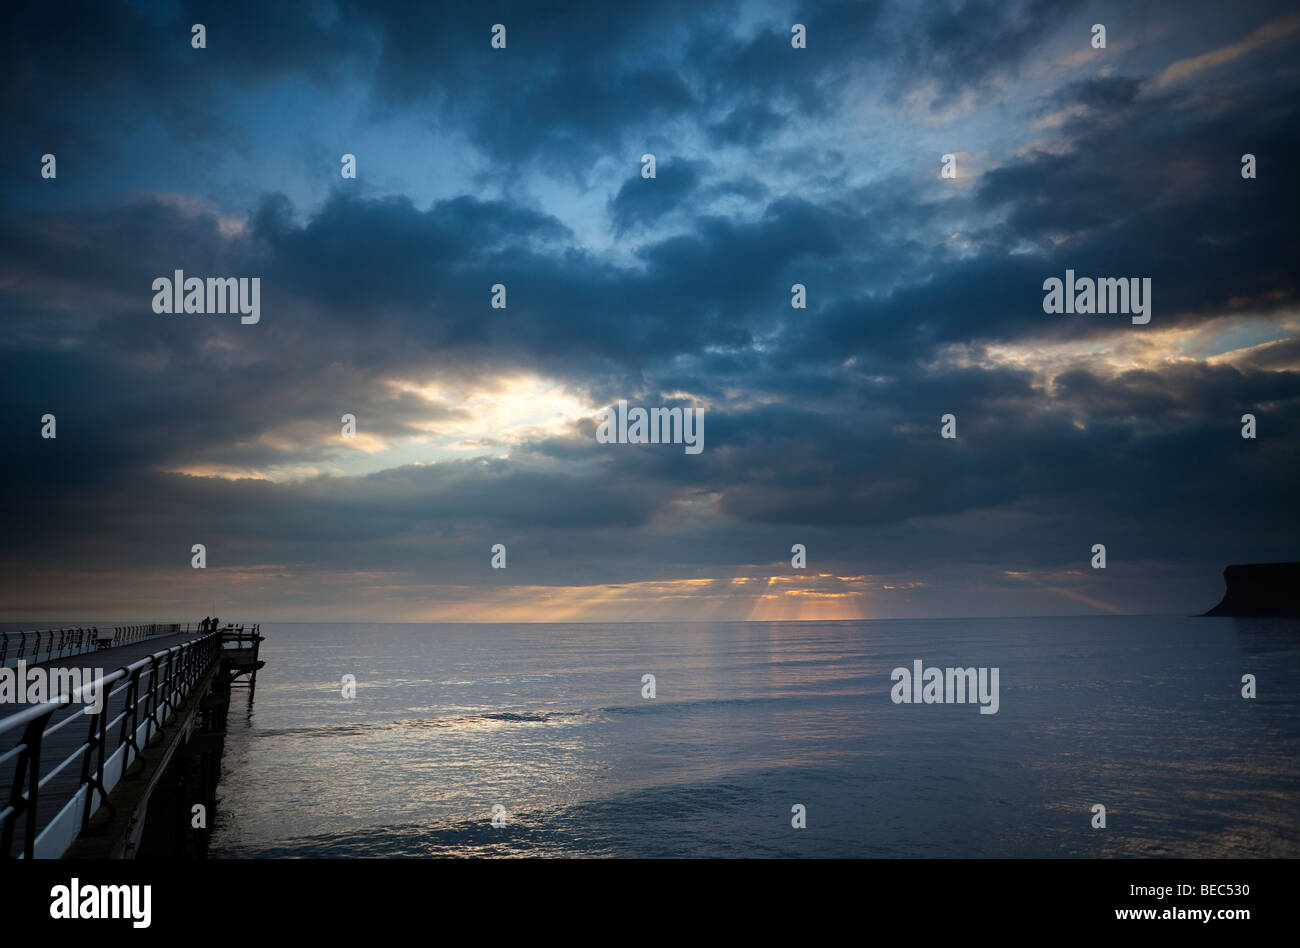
[
  {"x1": 120, "y1": 667, "x2": 143, "y2": 776},
  {"x1": 143, "y1": 655, "x2": 161, "y2": 745},
  {"x1": 1, "y1": 709, "x2": 54, "y2": 859},
  {"x1": 77, "y1": 688, "x2": 116, "y2": 834},
  {"x1": 162, "y1": 652, "x2": 176, "y2": 721}
]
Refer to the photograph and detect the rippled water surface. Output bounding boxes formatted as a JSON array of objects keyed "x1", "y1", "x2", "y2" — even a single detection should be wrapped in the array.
[{"x1": 206, "y1": 618, "x2": 1300, "y2": 857}]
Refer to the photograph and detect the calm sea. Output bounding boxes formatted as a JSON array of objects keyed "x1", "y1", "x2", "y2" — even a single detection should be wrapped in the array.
[{"x1": 202, "y1": 617, "x2": 1300, "y2": 858}]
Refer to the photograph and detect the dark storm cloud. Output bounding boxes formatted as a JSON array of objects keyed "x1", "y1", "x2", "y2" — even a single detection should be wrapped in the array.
[
  {"x1": 237, "y1": 187, "x2": 870, "y2": 380},
  {"x1": 782, "y1": 68, "x2": 1300, "y2": 368},
  {"x1": 977, "y1": 79, "x2": 1300, "y2": 321},
  {"x1": 3, "y1": 0, "x2": 1105, "y2": 190},
  {"x1": 607, "y1": 159, "x2": 704, "y2": 234},
  {"x1": 0, "y1": 0, "x2": 366, "y2": 185},
  {"x1": 1048, "y1": 75, "x2": 1144, "y2": 111}
]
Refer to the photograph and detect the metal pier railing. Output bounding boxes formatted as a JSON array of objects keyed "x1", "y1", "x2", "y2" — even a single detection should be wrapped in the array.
[
  {"x1": 0, "y1": 623, "x2": 197, "y2": 670},
  {"x1": 0, "y1": 628, "x2": 222, "y2": 858}
]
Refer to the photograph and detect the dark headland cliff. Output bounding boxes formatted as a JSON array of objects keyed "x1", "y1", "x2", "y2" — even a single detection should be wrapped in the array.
[{"x1": 1203, "y1": 562, "x2": 1300, "y2": 617}]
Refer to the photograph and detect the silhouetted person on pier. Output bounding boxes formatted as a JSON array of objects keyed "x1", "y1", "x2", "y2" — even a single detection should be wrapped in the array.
[{"x1": 201, "y1": 616, "x2": 211, "y2": 632}]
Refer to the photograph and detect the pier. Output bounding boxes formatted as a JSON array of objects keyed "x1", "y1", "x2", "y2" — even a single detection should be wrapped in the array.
[{"x1": 0, "y1": 623, "x2": 264, "y2": 859}]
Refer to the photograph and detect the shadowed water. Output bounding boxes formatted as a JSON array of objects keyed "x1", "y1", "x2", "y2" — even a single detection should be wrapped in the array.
[{"x1": 204, "y1": 617, "x2": 1300, "y2": 858}]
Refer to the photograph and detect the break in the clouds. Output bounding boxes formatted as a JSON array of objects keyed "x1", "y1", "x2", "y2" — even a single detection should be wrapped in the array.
[{"x1": 2, "y1": 0, "x2": 1297, "y2": 621}]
